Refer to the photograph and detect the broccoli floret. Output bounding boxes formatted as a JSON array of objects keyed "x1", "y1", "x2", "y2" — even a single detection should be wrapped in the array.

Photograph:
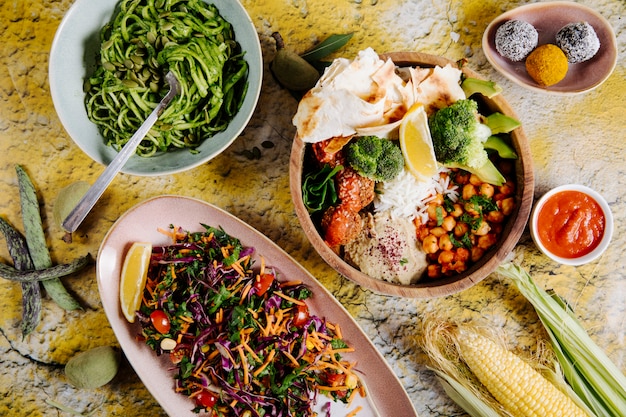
[
  {"x1": 345, "y1": 136, "x2": 404, "y2": 181},
  {"x1": 429, "y1": 99, "x2": 506, "y2": 186}
]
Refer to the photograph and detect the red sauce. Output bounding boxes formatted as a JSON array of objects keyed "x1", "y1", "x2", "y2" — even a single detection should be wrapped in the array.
[{"x1": 536, "y1": 190, "x2": 605, "y2": 259}]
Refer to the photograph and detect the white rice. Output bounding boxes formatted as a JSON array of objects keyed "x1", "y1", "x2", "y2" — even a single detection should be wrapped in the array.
[{"x1": 374, "y1": 167, "x2": 459, "y2": 224}]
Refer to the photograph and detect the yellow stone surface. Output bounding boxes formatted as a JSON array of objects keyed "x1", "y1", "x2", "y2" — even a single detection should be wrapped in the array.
[{"x1": 0, "y1": 0, "x2": 624, "y2": 416}]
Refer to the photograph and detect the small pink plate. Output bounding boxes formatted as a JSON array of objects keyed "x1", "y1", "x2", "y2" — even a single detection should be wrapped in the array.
[
  {"x1": 97, "y1": 195, "x2": 418, "y2": 417},
  {"x1": 483, "y1": 1, "x2": 617, "y2": 94}
]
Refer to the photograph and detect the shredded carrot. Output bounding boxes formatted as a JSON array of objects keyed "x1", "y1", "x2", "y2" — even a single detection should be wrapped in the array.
[
  {"x1": 282, "y1": 349, "x2": 301, "y2": 368},
  {"x1": 314, "y1": 331, "x2": 333, "y2": 341},
  {"x1": 263, "y1": 310, "x2": 275, "y2": 336},
  {"x1": 236, "y1": 345, "x2": 250, "y2": 386},
  {"x1": 316, "y1": 384, "x2": 350, "y2": 391},
  {"x1": 306, "y1": 333, "x2": 325, "y2": 351},
  {"x1": 230, "y1": 261, "x2": 245, "y2": 277},
  {"x1": 279, "y1": 280, "x2": 303, "y2": 288},
  {"x1": 207, "y1": 349, "x2": 219, "y2": 361},
  {"x1": 158, "y1": 226, "x2": 184, "y2": 242},
  {"x1": 274, "y1": 291, "x2": 305, "y2": 306},
  {"x1": 239, "y1": 283, "x2": 252, "y2": 304},
  {"x1": 346, "y1": 405, "x2": 362, "y2": 417},
  {"x1": 252, "y1": 349, "x2": 276, "y2": 377},
  {"x1": 239, "y1": 338, "x2": 261, "y2": 363},
  {"x1": 179, "y1": 315, "x2": 194, "y2": 324},
  {"x1": 330, "y1": 322, "x2": 343, "y2": 340},
  {"x1": 328, "y1": 347, "x2": 355, "y2": 355},
  {"x1": 246, "y1": 307, "x2": 259, "y2": 319}
]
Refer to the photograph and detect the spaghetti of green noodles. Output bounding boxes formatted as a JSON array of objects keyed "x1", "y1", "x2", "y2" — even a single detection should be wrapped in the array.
[{"x1": 85, "y1": 0, "x2": 249, "y2": 157}]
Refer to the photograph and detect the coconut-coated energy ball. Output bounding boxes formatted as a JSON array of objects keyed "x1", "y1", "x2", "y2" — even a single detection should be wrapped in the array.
[
  {"x1": 495, "y1": 20, "x2": 538, "y2": 61},
  {"x1": 556, "y1": 21, "x2": 600, "y2": 63}
]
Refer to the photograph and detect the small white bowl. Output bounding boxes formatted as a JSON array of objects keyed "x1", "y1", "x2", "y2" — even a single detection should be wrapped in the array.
[
  {"x1": 49, "y1": 0, "x2": 262, "y2": 176},
  {"x1": 530, "y1": 184, "x2": 613, "y2": 265}
]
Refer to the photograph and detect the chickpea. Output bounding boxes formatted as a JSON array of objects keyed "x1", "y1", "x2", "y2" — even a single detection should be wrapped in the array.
[
  {"x1": 469, "y1": 174, "x2": 483, "y2": 186},
  {"x1": 430, "y1": 193, "x2": 444, "y2": 206},
  {"x1": 471, "y1": 246, "x2": 485, "y2": 262},
  {"x1": 422, "y1": 234, "x2": 439, "y2": 254},
  {"x1": 430, "y1": 226, "x2": 447, "y2": 238},
  {"x1": 499, "y1": 181, "x2": 515, "y2": 197},
  {"x1": 439, "y1": 233, "x2": 454, "y2": 251},
  {"x1": 427, "y1": 264, "x2": 442, "y2": 279},
  {"x1": 416, "y1": 225, "x2": 430, "y2": 241},
  {"x1": 453, "y1": 222, "x2": 470, "y2": 237},
  {"x1": 478, "y1": 233, "x2": 498, "y2": 250},
  {"x1": 473, "y1": 220, "x2": 491, "y2": 236},
  {"x1": 456, "y1": 247, "x2": 470, "y2": 262},
  {"x1": 464, "y1": 202, "x2": 480, "y2": 216},
  {"x1": 413, "y1": 217, "x2": 423, "y2": 228},
  {"x1": 447, "y1": 259, "x2": 467, "y2": 274},
  {"x1": 449, "y1": 203, "x2": 464, "y2": 218},
  {"x1": 486, "y1": 210, "x2": 505, "y2": 223},
  {"x1": 438, "y1": 250, "x2": 455, "y2": 264},
  {"x1": 500, "y1": 197, "x2": 516, "y2": 216},
  {"x1": 441, "y1": 216, "x2": 456, "y2": 232},
  {"x1": 479, "y1": 183, "x2": 495, "y2": 198},
  {"x1": 454, "y1": 170, "x2": 471, "y2": 185},
  {"x1": 427, "y1": 203, "x2": 442, "y2": 221},
  {"x1": 462, "y1": 184, "x2": 477, "y2": 200}
]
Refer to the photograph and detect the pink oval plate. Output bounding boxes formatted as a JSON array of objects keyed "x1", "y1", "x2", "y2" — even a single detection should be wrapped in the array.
[
  {"x1": 97, "y1": 195, "x2": 418, "y2": 417},
  {"x1": 483, "y1": 1, "x2": 617, "y2": 94}
]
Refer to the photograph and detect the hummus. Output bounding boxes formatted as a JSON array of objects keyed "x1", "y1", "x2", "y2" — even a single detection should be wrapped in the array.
[{"x1": 344, "y1": 211, "x2": 427, "y2": 285}]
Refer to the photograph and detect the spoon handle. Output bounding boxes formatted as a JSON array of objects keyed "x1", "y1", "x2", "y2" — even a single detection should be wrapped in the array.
[{"x1": 62, "y1": 72, "x2": 180, "y2": 233}]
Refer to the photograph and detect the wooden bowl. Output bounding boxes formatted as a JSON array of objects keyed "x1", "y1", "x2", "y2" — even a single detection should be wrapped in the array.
[{"x1": 290, "y1": 52, "x2": 534, "y2": 298}]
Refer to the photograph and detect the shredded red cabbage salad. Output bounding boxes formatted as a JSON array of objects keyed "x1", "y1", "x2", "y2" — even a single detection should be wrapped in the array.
[{"x1": 136, "y1": 224, "x2": 364, "y2": 416}]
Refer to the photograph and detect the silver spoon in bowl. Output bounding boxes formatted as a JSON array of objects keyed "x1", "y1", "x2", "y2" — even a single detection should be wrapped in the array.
[{"x1": 62, "y1": 71, "x2": 181, "y2": 233}]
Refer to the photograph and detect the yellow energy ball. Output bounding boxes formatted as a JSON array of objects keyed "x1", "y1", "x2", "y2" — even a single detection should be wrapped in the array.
[{"x1": 525, "y1": 44, "x2": 569, "y2": 87}]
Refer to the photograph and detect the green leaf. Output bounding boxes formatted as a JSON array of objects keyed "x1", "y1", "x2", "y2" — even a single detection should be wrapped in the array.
[
  {"x1": 302, "y1": 164, "x2": 343, "y2": 214},
  {"x1": 300, "y1": 33, "x2": 354, "y2": 63}
]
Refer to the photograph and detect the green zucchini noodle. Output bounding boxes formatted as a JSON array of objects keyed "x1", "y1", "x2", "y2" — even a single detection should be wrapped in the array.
[{"x1": 85, "y1": 0, "x2": 249, "y2": 157}]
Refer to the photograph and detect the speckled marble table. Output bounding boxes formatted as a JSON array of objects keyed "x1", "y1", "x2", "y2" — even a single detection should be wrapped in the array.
[{"x1": 1, "y1": 0, "x2": 624, "y2": 416}]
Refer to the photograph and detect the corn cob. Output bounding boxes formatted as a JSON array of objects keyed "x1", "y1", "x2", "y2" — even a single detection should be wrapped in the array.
[{"x1": 457, "y1": 330, "x2": 589, "y2": 417}]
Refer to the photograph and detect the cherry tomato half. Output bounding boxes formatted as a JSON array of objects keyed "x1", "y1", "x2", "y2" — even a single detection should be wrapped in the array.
[
  {"x1": 325, "y1": 372, "x2": 346, "y2": 387},
  {"x1": 150, "y1": 310, "x2": 171, "y2": 334},
  {"x1": 253, "y1": 273, "x2": 275, "y2": 296},
  {"x1": 194, "y1": 390, "x2": 218, "y2": 409},
  {"x1": 292, "y1": 303, "x2": 310, "y2": 328}
]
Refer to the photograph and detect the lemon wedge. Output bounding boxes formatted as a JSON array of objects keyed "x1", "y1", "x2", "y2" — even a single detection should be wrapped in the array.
[
  {"x1": 119, "y1": 242, "x2": 152, "y2": 323},
  {"x1": 399, "y1": 103, "x2": 438, "y2": 181}
]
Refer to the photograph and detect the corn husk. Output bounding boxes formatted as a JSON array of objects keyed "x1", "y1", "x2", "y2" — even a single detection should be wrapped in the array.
[
  {"x1": 420, "y1": 320, "x2": 556, "y2": 417},
  {"x1": 497, "y1": 262, "x2": 626, "y2": 417}
]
